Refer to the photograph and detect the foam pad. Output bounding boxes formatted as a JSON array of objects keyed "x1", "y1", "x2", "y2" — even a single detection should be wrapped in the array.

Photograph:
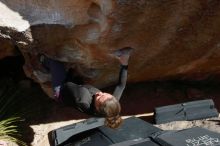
[
  {"x1": 98, "y1": 117, "x2": 162, "y2": 143},
  {"x1": 153, "y1": 127, "x2": 220, "y2": 146},
  {"x1": 51, "y1": 118, "x2": 105, "y2": 146},
  {"x1": 50, "y1": 117, "x2": 162, "y2": 146},
  {"x1": 63, "y1": 130, "x2": 113, "y2": 146},
  {"x1": 155, "y1": 99, "x2": 219, "y2": 124},
  {"x1": 110, "y1": 138, "x2": 160, "y2": 146}
]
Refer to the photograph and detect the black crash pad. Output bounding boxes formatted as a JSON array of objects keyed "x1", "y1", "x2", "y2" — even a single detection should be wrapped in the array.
[
  {"x1": 61, "y1": 130, "x2": 113, "y2": 146},
  {"x1": 49, "y1": 117, "x2": 162, "y2": 146},
  {"x1": 109, "y1": 138, "x2": 160, "y2": 146},
  {"x1": 99, "y1": 117, "x2": 161, "y2": 143},
  {"x1": 155, "y1": 99, "x2": 219, "y2": 124},
  {"x1": 153, "y1": 127, "x2": 220, "y2": 146},
  {"x1": 51, "y1": 118, "x2": 105, "y2": 146}
]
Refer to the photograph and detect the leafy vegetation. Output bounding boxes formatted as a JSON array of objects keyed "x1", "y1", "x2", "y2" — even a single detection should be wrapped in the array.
[
  {"x1": 0, "y1": 117, "x2": 26, "y2": 146},
  {"x1": 0, "y1": 79, "x2": 27, "y2": 146}
]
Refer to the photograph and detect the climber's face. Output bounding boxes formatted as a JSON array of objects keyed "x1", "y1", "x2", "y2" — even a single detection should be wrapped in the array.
[{"x1": 94, "y1": 92, "x2": 113, "y2": 111}]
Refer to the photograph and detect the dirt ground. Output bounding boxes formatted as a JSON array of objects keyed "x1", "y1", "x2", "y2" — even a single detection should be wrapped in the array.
[
  {"x1": 1, "y1": 53, "x2": 220, "y2": 146},
  {"x1": 26, "y1": 80, "x2": 220, "y2": 146},
  {"x1": 30, "y1": 115, "x2": 220, "y2": 146}
]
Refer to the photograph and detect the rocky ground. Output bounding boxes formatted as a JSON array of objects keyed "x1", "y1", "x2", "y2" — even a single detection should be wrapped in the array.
[
  {"x1": 156, "y1": 116, "x2": 220, "y2": 132},
  {"x1": 30, "y1": 115, "x2": 220, "y2": 146},
  {"x1": 1, "y1": 79, "x2": 220, "y2": 146},
  {"x1": 0, "y1": 58, "x2": 220, "y2": 146},
  {"x1": 26, "y1": 80, "x2": 220, "y2": 146}
]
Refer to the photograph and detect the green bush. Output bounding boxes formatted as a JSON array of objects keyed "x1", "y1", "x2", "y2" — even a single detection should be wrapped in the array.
[
  {"x1": 0, "y1": 79, "x2": 27, "y2": 146},
  {"x1": 0, "y1": 117, "x2": 26, "y2": 146}
]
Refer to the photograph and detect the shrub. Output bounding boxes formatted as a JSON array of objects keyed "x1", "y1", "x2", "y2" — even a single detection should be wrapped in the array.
[{"x1": 0, "y1": 79, "x2": 26, "y2": 146}]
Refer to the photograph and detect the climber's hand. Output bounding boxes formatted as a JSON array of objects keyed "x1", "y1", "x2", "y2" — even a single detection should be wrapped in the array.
[{"x1": 113, "y1": 47, "x2": 133, "y2": 65}]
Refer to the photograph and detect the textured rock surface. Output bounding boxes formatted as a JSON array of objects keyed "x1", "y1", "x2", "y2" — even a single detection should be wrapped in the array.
[{"x1": 1, "y1": 0, "x2": 220, "y2": 96}]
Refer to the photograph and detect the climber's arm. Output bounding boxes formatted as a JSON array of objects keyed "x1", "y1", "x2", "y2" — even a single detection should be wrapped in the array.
[
  {"x1": 113, "y1": 65, "x2": 128, "y2": 100},
  {"x1": 113, "y1": 47, "x2": 133, "y2": 101}
]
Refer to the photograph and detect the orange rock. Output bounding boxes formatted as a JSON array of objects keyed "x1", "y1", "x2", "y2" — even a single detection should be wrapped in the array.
[{"x1": 1, "y1": 0, "x2": 220, "y2": 96}]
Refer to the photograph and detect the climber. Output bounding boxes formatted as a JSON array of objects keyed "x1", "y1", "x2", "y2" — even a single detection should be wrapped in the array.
[{"x1": 39, "y1": 47, "x2": 133, "y2": 128}]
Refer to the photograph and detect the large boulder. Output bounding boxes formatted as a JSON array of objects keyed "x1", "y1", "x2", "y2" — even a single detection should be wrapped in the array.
[{"x1": 1, "y1": 0, "x2": 220, "y2": 97}]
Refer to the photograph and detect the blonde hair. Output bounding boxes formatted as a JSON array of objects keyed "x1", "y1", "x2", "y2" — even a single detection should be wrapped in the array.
[{"x1": 99, "y1": 97, "x2": 123, "y2": 129}]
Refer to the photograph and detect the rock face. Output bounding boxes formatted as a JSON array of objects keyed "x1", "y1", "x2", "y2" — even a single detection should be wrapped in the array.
[{"x1": 1, "y1": 0, "x2": 220, "y2": 97}]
